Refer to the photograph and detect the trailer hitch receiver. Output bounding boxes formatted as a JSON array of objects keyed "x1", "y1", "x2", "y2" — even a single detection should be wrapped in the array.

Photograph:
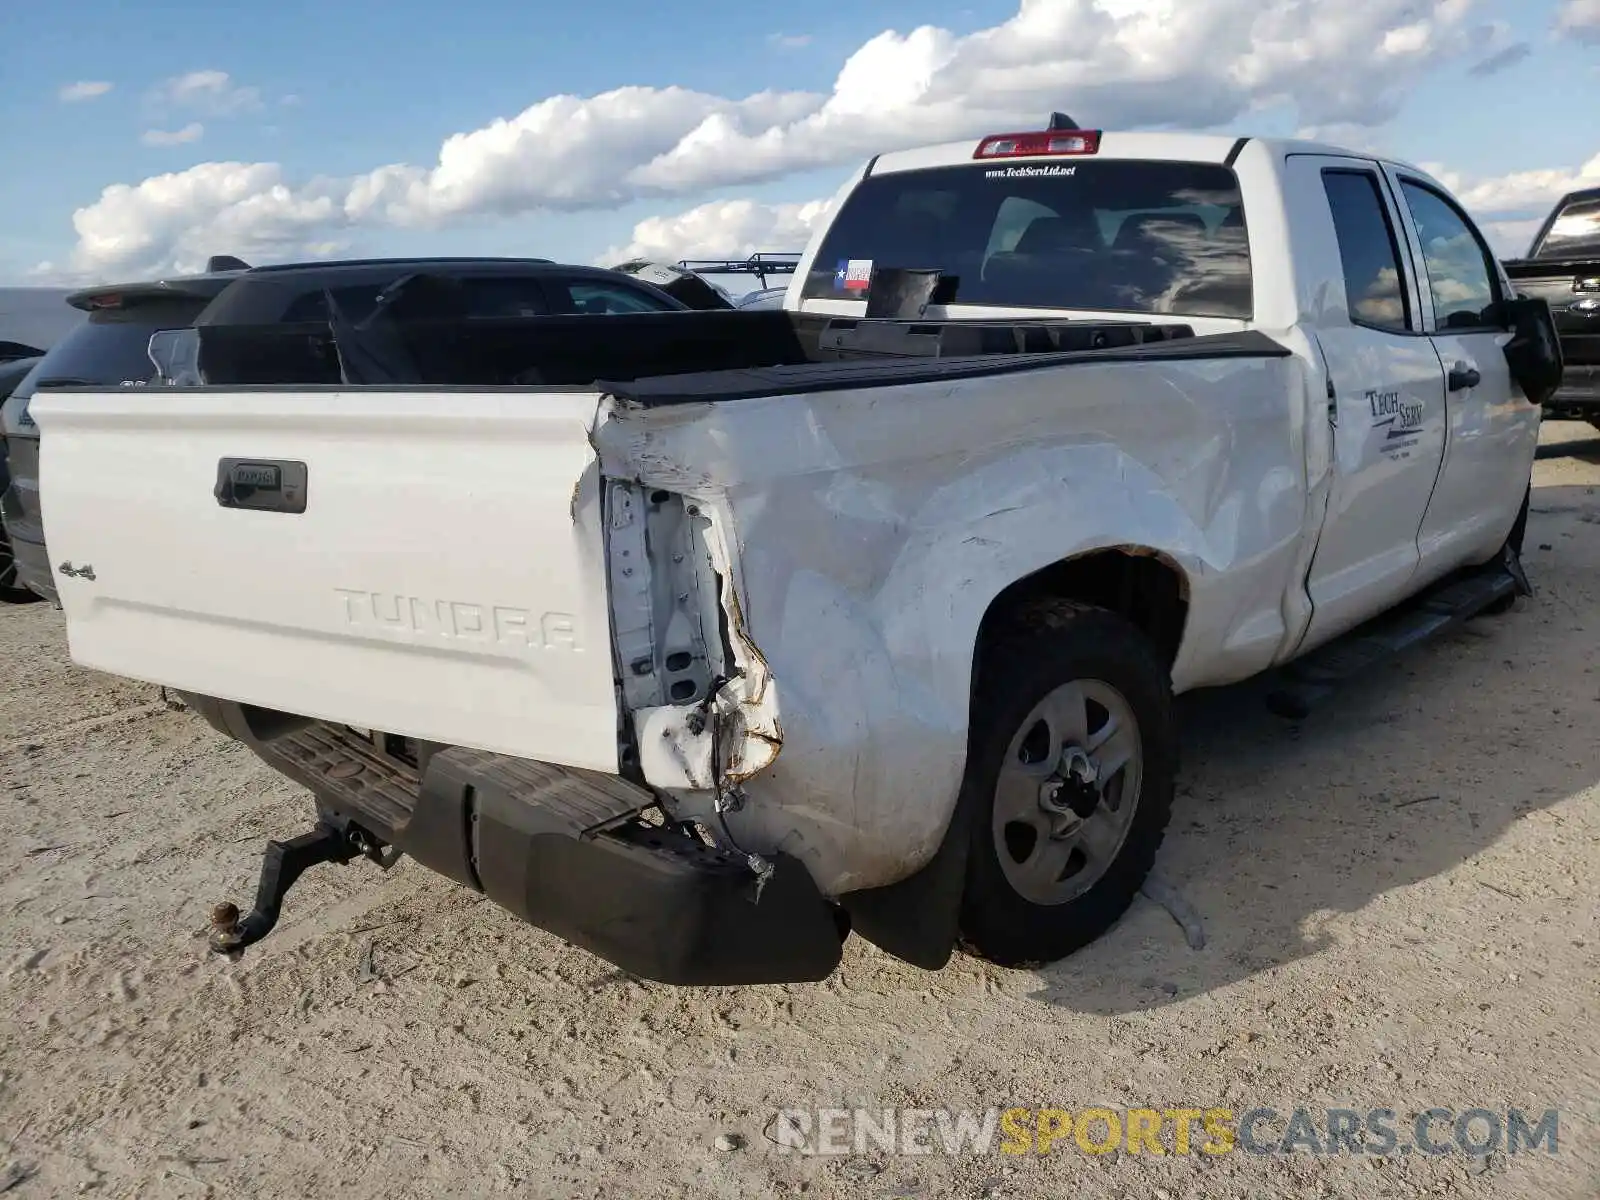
[{"x1": 209, "y1": 817, "x2": 395, "y2": 956}]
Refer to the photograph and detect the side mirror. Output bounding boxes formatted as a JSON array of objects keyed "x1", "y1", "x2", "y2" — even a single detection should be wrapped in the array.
[{"x1": 1501, "y1": 295, "x2": 1564, "y2": 408}]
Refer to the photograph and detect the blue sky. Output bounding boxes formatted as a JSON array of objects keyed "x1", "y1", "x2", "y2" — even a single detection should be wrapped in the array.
[{"x1": 1, "y1": 0, "x2": 1596, "y2": 283}]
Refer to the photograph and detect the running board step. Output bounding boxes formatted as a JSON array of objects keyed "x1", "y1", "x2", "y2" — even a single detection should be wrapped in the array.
[{"x1": 1266, "y1": 564, "x2": 1520, "y2": 719}]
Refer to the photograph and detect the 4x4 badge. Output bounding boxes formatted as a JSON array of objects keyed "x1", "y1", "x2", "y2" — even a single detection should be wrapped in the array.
[{"x1": 57, "y1": 561, "x2": 96, "y2": 581}]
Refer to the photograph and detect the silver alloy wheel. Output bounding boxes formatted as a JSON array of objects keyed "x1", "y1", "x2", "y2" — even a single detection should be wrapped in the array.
[{"x1": 991, "y1": 678, "x2": 1143, "y2": 906}]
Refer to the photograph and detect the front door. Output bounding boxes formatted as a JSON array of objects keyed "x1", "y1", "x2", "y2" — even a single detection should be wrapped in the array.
[
  {"x1": 1388, "y1": 171, "x2": 1541, "y2": 578},
  {"x1": 1291, "y1": 157, "x2": 1449, "y2": 650}
]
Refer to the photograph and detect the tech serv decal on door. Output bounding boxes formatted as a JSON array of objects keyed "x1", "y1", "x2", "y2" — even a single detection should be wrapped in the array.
[
  {"x1": 833, "y1": 259, "x2": 873, "y2": 293},
  {"x1": 1367, "y1": 388, "x2": 1425, "y2": 460}
]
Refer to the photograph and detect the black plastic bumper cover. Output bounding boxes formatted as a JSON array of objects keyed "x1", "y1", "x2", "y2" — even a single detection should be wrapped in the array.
[{"x1": 402, "y1": 748, "x2": 844, "y2": 986}]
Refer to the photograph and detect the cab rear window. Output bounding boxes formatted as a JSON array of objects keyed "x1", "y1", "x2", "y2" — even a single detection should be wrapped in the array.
[{"x1": 801, "y1": 160, "x2": 1251, "y2": 319}]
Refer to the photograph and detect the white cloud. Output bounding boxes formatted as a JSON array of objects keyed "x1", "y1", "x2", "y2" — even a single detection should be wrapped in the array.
[
  {"x1": 1555, "y1": 0, "x2": 1600, "y2": 41},
  {"x1": 59, "y1": 80, "x2": 113, "y2": 102},
  {"x1": 150, "y1": 69, "x2": 262, "y2": 116},
  {"x1": 49, "y1": 0, "x2": 1545, "y2": 278},
  {"x1": 65, "y1": 163, "x2": 346, "y2": 280},
  {"x1": 598, "y1": 197, "x2": 834, "y2": 265},
  {"x1": 769, "y1": 32, "x2": 813, "y2": 49},
  {"x1": 1431, "y1": 151, "x2": 1600, "y2": 214},
  {"x1": 342, "y1": 86, "x2": 819, "y2": 226},
  {"x1": 141, "y1": 123, "x2": 205, "y2": 148},
  {"x1": 1481, "y1": 219, "x2": 1543, "y2": 258}
]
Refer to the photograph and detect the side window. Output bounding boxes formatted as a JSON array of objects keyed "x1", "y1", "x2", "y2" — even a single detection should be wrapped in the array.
[
  {"x1": 1321, "y1": 170, "x2": 1412, "y2": 333},
  {"x1": 281, "y1": 285, "x2": 383, "y2": 324},
  {"x1": 459, "y1": 277, "x2": 550, "y2": 318},
  {"x1": 547, "y1": 280, "x2": 678, "y2": 314},
  {"x1": 1397, "y1": 180, "x2": 1500, "y2": 330}
]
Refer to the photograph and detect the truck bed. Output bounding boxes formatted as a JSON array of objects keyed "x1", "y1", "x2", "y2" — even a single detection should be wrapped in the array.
[{"x1": 171, "y1": 307, "x2": 1255, "y2": 398}]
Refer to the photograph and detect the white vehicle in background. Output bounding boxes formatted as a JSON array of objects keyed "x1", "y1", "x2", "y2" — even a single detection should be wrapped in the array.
[
  {"x1": 32, "y1": 118, "x2": 1559, "y2": 986},
  {"x1": 735, "y1": 286, "x2": 787, "y2": 310},
  {"x1": 613, "y1": 255, "x2": 801, "y2": 311}
]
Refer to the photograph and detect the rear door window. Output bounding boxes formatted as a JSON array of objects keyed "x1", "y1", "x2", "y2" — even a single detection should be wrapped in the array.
[
  {"x1": 1321, "y1": 169, "x2": 1414, "y2": 332},
  {"x1": 800, "y1": 159, "x2": 1252, "y2": 318}
]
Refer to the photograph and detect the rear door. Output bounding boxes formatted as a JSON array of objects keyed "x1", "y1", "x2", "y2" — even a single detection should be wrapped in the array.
[
  {"x1": 1386, "y1": 170, "x2": 1540, "y2": 575},
  {"x1": 1288, "y1": 156, "x2": 1449, "y2": 648},
  {"x1": 30, "y1": 387, "x2": 623, "y2": 772}
]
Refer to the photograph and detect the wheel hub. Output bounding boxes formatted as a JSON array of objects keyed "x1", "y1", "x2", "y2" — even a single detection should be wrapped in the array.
[
  {"x1": 1038, "y1": 746, "x2": 1105, "y2": 835},
  {"x1": 993, "y1": 677, "x2": 1145, "y2": 906}
]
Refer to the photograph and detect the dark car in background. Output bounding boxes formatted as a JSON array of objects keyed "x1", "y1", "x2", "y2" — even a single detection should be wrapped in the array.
[
  {"x1": 1503, "y1": 186, "x2": 1600, "y2": 429},
  {"x1": 1, "y1": 287, "x2": 83, "y2": 600},
  {"x1": 0, "y1": 355, "x2": 47, "y2": 601},
  {"x1": 1, "y1": 264, "x2": 249, "y2": 603},
  {"x1": 1, "y1": 257, "x2": 688, "y2": 603}
]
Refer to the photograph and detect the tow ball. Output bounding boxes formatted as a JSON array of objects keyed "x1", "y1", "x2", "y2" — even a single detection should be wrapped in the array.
[{"x1": 209, "y1": 815, "x2": 398, "y2": 956}]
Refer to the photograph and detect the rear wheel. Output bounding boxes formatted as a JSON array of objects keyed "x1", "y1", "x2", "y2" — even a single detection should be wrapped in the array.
[{"x1": 959, "y1": 602, "x2": 1175, "y2": 967}]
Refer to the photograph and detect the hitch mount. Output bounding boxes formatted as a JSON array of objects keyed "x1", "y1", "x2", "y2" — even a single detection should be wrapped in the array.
[{"x1": 209, "y1": 813, "x2": 397, "y2": 956}]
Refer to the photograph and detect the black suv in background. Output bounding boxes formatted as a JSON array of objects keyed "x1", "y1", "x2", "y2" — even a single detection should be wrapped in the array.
[
  {"x1": 0, "y1": 354, "x2": 47, "y2": 601},
  {"x1": 1, "y1": 264, "x2": 247, "y2": 603},
  {"x1": 1, "y1": 257, "x2": 686, "y2": 603}
]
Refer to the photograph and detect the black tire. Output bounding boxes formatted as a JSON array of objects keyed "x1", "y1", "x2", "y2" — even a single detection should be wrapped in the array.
[
  {"x1": 959, "y1": 601, "x2": 1176, "y2": 967},
  {"x1": 1484, "y1": 484, "x2": 1531, "y2": 616},
  {"x1": 0, "y1": 534, "x2": 42, "y2": 605},
  {"x1": 1506, "y1": 484, "x2": 1530, "y2": 558}
]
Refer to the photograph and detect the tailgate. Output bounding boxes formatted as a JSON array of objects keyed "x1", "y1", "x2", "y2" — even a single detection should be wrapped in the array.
[
  {"x1": 1507, "y1": 262, "x2": 1600, "y2": 365},
  {"x1": 30, "y1": 387, "x2": 622, "y2": 771}
]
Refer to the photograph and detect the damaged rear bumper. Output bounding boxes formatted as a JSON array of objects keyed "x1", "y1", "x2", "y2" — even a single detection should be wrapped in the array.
[{"x1": 183, "y1": 695, "x2": 844, "y2": 986}]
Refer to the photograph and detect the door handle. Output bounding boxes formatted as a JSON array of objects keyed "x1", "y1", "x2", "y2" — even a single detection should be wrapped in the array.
[{"x1": 1447, "y1": 364, "x2": 1481, "y2": 392}]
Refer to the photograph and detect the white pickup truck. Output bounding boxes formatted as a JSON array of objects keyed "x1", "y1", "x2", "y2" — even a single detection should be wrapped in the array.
[{"x1": 31, "y1": 124, "x2": 1562, "y2": 985}]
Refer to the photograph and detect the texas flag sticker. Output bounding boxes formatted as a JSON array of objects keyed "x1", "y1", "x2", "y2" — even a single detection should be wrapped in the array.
[{"x1": 833, "y1": 258, "x2": 873, "y2": 292}]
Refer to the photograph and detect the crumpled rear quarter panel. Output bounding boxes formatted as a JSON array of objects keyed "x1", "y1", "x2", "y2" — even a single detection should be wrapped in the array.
[{"x1": 597, "y1": 350, "x2": 1314, "y2": 894}]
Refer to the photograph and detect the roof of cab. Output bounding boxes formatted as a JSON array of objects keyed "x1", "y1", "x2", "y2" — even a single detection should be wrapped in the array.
[{"x1": 868, "y1": 130, "x2": 1418, "y2": 177}]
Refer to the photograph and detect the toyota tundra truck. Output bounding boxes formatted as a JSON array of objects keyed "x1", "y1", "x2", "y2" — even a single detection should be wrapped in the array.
[{"x1": 28, "y1": 124, "x2": 1561, "y2": 986}]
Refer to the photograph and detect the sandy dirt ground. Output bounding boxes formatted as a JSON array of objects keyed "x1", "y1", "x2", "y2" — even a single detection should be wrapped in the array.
[{"x1": 2, "y1": 422, "x2": 1597, "y2": 1200}]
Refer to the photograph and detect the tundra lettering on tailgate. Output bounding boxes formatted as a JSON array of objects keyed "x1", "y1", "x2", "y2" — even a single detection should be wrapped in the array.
[{"x1": 334, "y1": 589, "x2": 580, "y2": 652}]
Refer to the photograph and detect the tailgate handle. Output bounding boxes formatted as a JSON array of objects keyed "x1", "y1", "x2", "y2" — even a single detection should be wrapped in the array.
[{"x1": 215, "y1": 459, "x2": 308, "y2": 514}]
